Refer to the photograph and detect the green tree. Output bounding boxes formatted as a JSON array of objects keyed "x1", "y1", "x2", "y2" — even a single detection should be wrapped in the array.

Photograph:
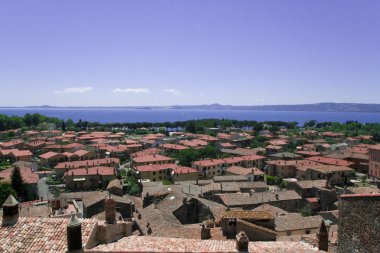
[
  {"x1": 129, "y1": 184, "x2": 140, "y2": 195},
  {"x1": 24, "y1": 113, "x2": 33, "y2": 127},
  {"x1": 61, "y1": 120, "x2": 66, "y2": 132},
  {"x1": 66, "y1": 119, "x2": 75, "y2": 130},
  {"x1": 185, "y1": 121, "x2": 197, "y2": 133},
  {"x1": 303, "y1": 120, "x2": 317, "y2": 128},
  {"x1": 11, "y1": 167, "x2": 24, "y2": 197},
  {"x1": 177, "y1": 148, "x2": 200, "y2": 167},
  {"x1": 0, "y1": 182, "x2": 17, "y2": 206},
  {"x1": 300, "y1": 205, "x2": 314, "y2": 217}
]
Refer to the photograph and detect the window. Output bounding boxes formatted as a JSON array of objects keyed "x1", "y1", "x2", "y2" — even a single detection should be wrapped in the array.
[
  {"x1": 286, "y1": 231, "x2": 291, "y2": 236},
  {"x1": 305, "y1": 230, "x2": 310, "y2": 234}
]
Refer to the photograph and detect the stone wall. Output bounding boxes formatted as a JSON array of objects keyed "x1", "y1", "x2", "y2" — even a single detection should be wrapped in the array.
[
  {"x1": 236, "y1": 219, "x2": 277, "y2": 241},
  {"x1": 338, "y1": 194, "x2": 380, "y2": 253},
  {"x1": 97, "y1": 221, "x2": 133, "y2": 244}
]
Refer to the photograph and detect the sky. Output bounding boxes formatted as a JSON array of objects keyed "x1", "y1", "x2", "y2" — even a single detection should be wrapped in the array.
[{"x1": 0, "y1": 0, "x2": 379, "y2": 106}]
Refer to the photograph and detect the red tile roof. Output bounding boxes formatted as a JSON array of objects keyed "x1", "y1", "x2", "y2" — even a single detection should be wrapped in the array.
[
  {"x1": 0, "y1": 167, "x2": 38, "y2": 184},
  {"x1": 132, "y1": 154, "x2": 174, "y2": 163},
  {"x1": 88, "y1": 235, "x2": 323, "y2": 252},
  {"x1": 64, "y1": 166, "x2": 115, "y2": 176},
  {"x1": 40, "y1": 151, "x2": 62, "y2": 159},
  {"x1": 193, "y1": 155, "x2": 265, "y2": 167},
  {"x1": 160, "y1": 143, "x2": 189, "y2": 150},
  {"x1": 226, "y1": 166, "x2": 264, "y2": 176},
  {"x1": 135, "y1": 164, "x2": 197, "y2": 174},
  {"x1": 10, "y1": 150, "x2": 32, "y2": 157},
  {"x1": 306, "y1": 156, "x2": 353, "y2": 167},
  {"x1": 0, "y1": 217, "x2": 97, "y2": 253},
  {"x1": 55, "y1": 158, "x2": 119, "y2": 170},
  {"x1": 130, "y1": 148, "x2": 160, "y2": 158}
]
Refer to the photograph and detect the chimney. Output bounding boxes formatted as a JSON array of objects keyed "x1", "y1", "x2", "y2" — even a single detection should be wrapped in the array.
[
  {"x1": 67, "y1": 214, "x2": 82, "y2": 252},
  {"x1": 317, "y1": 221, "x2": 328, "y2": 251},
  {"x1": 105, "y1": 195, "x2": 116, "y2": 224},
  {"x1": 146, "y1": 223, "x2": 152, "y2": 235},
  {"x1": 1, "y1": 195, "x2": 19, "y2": 227},
  {"x1": 201, "y1": 224, "x2": 211, "y2": 240},
  {"x1": 236, "y1": 231, "x2": 249, "y2": 251}
]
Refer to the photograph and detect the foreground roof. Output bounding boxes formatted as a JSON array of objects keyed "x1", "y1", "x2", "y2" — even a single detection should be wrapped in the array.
[
  {"x1": 87, "y1": 235, "x2": 323, "y2": 252},
  {"x1": 0, "y1": 217, "x2": 97, "y2": 253}
]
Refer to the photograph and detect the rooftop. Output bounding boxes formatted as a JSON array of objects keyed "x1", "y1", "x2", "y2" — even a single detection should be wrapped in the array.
[{"x1": 87, "y1": 235, "x2": 323, "y2": 252}]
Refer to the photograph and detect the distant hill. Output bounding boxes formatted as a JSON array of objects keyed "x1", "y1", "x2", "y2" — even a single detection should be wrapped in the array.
[
  {"x1": 169, "y1": 103, "x2": 380, "y2": 112},
  {"x1": 2, "y1": 103, "x2": 380, "y2": 113}
]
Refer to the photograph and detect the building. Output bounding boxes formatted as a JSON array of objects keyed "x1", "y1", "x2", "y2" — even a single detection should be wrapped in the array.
[
  {"x1": 217, "y1": 190, "x2": 302, "y2": 212},
  {"x1": 368, "y1": 145, "x2": 380, "y2": 179},
  {"x1": 54, "y1": 158, "x2": 119, "y2": 177},
  {"x1": 225, "y1": 166, "x2": 264, "y2": 182},
  {"x1": 131, "y1": 154, "x2": 174, "y2": 167},
  {"x1": 192, "y1": 155, "x2": 266, "y2": 178},
  {"x1": 0, "y1": 167, "x2": 39, "y2": 198},
  {"x1": 40, "y1": 151, "x2": 66, "y2": 167},
  {"x1": 0, "y1": 194, "x2": 133, "y2": 252},
  {"x1": 64, "y1": 166, "x2": 117, "y2": 191},
  {"x1": 135, "y1": 164, "x2": 198, "y2": 182}
]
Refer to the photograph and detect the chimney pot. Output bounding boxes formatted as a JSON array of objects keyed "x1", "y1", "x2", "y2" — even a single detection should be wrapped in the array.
[
  {"x1": 236, "y1": 231, "x2": 249, "y2": 251},
  {"x1": 67, "y1": 214, "x2": 82, "y2": 252},
  {"x1": 201, "y1": 224, "x2": 211, "y2": 240}
]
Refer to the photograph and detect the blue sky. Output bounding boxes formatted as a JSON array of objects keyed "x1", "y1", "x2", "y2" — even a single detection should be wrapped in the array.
[{"x1": 0, "y1": 1, "x2": 379, "y2": 106}]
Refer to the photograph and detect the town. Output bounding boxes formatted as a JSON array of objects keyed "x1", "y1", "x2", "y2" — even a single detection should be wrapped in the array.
[{"x1": 0, "y1": 115, "x2": 379, "y2": 252}]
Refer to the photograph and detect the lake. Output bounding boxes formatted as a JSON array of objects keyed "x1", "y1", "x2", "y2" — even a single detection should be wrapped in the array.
[{"x1": 1, "y1": 108, "x2": 380, "y2": 125}]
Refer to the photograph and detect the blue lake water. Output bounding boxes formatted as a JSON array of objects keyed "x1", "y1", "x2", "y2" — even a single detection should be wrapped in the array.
[{"x1": 1, "y1": 108, "x2": 380, "y2": 125}]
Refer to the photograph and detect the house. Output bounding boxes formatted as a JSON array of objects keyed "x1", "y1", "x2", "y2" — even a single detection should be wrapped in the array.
[
  {"x1": 295, "y1": 151, "x2": 321, "y2": 158},
  {"x1": 0, "y1": 139, "x2": 24, "y2": 150},
  {"x1": 64, "y1": 166, "x2": 117, "y2": 191},
  {"x1": 266, "y1": 160, "x2": 321, "y2": 178},
  {"x1": 106, "y1": 179, "x2": 124, "y2": 196},
  {"x1": 62, "y1": 143, "x2": 85, "y2": 153},
  {"x1": 220, "y1": 210, "x2": 276, "y2": 240},
  {"x1": 225, "y1": 166, "x2": 264, "y2": 182},
  {"x1": 160, "y1": 143, "x2": 189, "y2": 154},
  {"x1": 39, "y1": 151, "x2": 66, "y2": 167},
  {"x1": 274, "y1": 213, "x2": 326, "y2": 239},
  {"x1": 217, "y1": 190, "x2": 302, "y2": 212},
  {"x1": 131, "y1": 154, "x2": 174, "y2": 167},
  {"x1": 192, "y1": 155, "x2": 266, "y2": 178},
  {"x1": 179, "y1": 139, "x2": 209, "y2": 148},
  {"x1": 303, "y1": 165, "x2": 353, "y2": 186},
  {"x1": 54, "y1": 158, "x2": 119, "y2": 177},
  {"x1": 235, "y1": 181, "x2": 269, "y2": 193},
  {"x1": 286, "y1": 180, "x2": 327, "y2": 199},
  {"x1": 269, "y1": 152, "x2": 302, "y2": 161},
  {"x1": 368, "y1": 145, "x2": 380, "y2": 179},
  {"x1": 23, "y1": 140, "x2": 46, "y2": 153},
  {"x1": 135, "y1": 164, "x2": 198, "y2": 182},
  {"x1": 265, "y1": 145, "x2": 283, "y2": 155},
  {"x1": 221, "y1": 147, "x2": 263, "y2": 157},
  {"x1": 9, "y1": 150, "x2": 33, "y2": 162}
]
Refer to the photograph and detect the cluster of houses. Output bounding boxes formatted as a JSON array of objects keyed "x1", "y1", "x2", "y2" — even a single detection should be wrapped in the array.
[{"x1": 1, "y1": 126, "x2": 380, "y2": 252}]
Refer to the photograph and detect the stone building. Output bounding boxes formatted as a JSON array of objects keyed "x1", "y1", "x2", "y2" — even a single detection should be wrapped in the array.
[{"x1": 368, "y1": 145, "x2": 380, "y2": 179}]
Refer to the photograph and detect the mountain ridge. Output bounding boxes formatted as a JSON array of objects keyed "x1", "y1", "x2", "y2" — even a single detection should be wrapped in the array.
[{"x1": 2, "y1": 103, "x2": 380, "y2": 112}]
